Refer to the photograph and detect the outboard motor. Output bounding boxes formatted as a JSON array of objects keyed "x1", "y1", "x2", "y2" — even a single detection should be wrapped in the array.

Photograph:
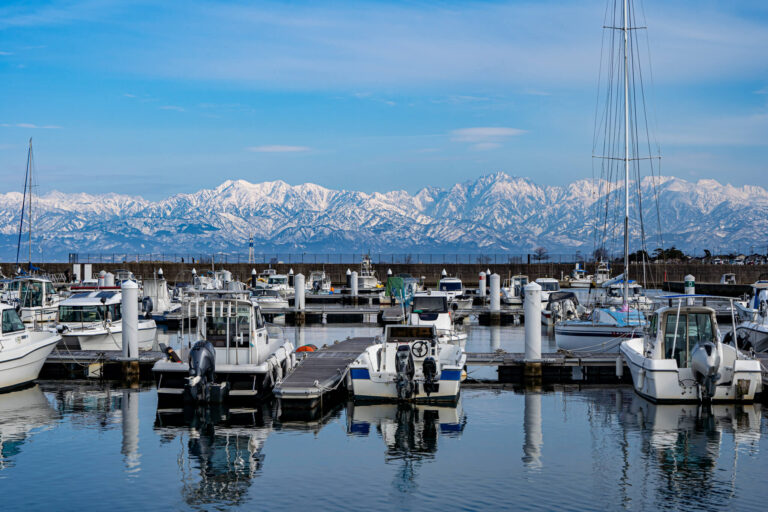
[
  {"x1": 395, "y1": 345, "x2": 415, "y2": 400},
  {"x1": 185, "y1": 341, "x2": 216, "y2": 403},
  {"x1": 691, "y1": 342, "x2": 721, "y2": 399},
  {"x1": 422, "y1": 356, "x2": 438, "y2": 396},
  {"x1": 142, "y1": 296, "x2": 153, "y2": 319}
]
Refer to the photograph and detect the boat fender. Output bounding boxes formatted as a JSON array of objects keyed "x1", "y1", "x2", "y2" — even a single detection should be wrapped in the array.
[{"x1": 637, "y1": 368, "x2": 645, "y2": 389}]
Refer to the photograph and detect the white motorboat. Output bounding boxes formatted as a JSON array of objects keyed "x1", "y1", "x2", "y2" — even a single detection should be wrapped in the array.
[
  {"x1": 594, "y1": 261, "x2": 611, "y2": 285},
  {"x1": 307, "y1": 270, "x2": 332, "y2": 294},
  {"x1": 735, "y1": 280, "x2": 768, "y2": 323},
  {"x1": 501, "y1": 275, "x2": 528, "y2": 306},
  {"x1": 556, "y1": 306, "x2": 646, "y2": 353},
  {"x1": 56, "y1": 290, "x2": 157, "y2": 351},
  {"x1": 730, "y1": 285, "x2": 768, "y2": 352},
  {"x1": 620, "y1": 300, "x2": 762, "y2": 402},
  {"x1": 349, "y1": 325, "x2": 466, "y2": 402},
  {"x1": 0, "y1": 303, "x2": 60, "y2": 392},
  {"x1": 265, "y1": 274, "x2": 291, "y2": 294},
  {"x1": 567, "y1": 264, "x2": 593, "y2": 288},
  {"x1": 436, "y1": 274, "x2": 472, "y2": 310},
  {"x1": 535, "y1": 277, "x2": 560, "y2": 303},
  {"x1": 153, "y1": 298, "x2": 295, "y2": 404},
  {"x1": 358, "y1": 255, "x2": 382, "y2": 290},
  {"x1": 250, "y1": 288, "x2": 289, "y2": 310},
  {"x1": 600, "y1": 279, "x2": 652, "y2": 311},
  {"x1": 409, "y1": 292, "x2": 467, "y2": 344},
  {"x1": 2, "y1": 276, "x2": 60, "y2": 324}
]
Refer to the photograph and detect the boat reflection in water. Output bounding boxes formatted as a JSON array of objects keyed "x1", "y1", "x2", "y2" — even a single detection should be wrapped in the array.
[
  {"x1": 154, "y1": 403, "x2": 275, "y2": 508},
  {"x1": 346, "y1": 401, "x2": 466, "y2": 491},
  {"x1": 0, "y1": 385, "x2": 58, "y2": 470}
]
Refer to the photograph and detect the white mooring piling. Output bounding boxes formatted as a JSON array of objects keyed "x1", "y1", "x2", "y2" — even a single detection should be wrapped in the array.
[
  {"x1": 121, "y1": 279, "x2": 139, "y2": 384},
  {"x1": 489, "y1": 272, "x2": 500, "y2": 314},
  {"x1": 479, "y1": 271, "x2": 487, "y2": 297},
  {"x1": 98, "y1": 270, "x2": 106, "y2": 287},
  {"x1": 685, "y1": 274, "x2": 695, "y2": 306},
  {"x1": 294, "y1": 273, "x2": 306, "y2": 325},
  {"x1": 351, "y1": 271, "x2": 358, "y2": 298},
  {"x1": 524, "y1": 281, "x2": 542, "y2": 379}
]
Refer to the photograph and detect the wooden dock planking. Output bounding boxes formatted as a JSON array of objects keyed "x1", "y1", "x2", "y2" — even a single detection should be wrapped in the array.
[{"x1": 275, "y1": 337, "x2": 376, "y2": 406}]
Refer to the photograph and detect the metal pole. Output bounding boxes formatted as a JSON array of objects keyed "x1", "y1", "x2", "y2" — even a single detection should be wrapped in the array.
[{"x1": 622, "y1": 0, "x2": 630, "y2": 307}]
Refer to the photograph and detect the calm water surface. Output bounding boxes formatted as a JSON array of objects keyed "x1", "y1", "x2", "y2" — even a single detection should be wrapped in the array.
[{"x1": 1, "y1": 325, "x2": 765, "y2": 511}]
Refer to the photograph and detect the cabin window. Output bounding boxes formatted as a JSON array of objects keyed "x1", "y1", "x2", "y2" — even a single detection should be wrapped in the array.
[
  {"x1": 110, "y1": 304, "x2": 122, "y2": 321},
  {"x1": 205, "y1": 305, "x2": 251, "y2": 347},
  {"x1": 687, "y1": 313, "x2": 714, "y2": 345},
  {"x1": 2, "y1": 309, "x2": 25, "y2": 333},
  {"x1": 648, "y1": 315, "x2": 657, "y2": 336},
  {"x1": 539, "y1": 282, "x2": 559, "y2": 292},
  {"x1": 60, "y1": 305, "x2": 107, "y2": 323},
  {"x1": 412, "y1": 296, "x2": 447, "y2": 313},
  {"x1": 439, "y1": 282, "x2": 462, "y2": 292},
  {"x1": 45, "y1": 282, "x2": 55, "y2": 295},
  {"x1": 20, "y1": 281, "x2": 44, "y2": 308},
  {"x1": 664, "y1": 313, "x2": 689, "y2": 366}
]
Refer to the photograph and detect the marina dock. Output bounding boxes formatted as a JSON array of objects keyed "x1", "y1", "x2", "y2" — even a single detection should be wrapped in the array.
[{"x1": 274, "y1": 337, "x2": 375, "y2": 408}]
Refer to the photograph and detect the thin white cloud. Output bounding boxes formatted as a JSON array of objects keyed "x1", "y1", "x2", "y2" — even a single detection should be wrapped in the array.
[
  {"x1": 451, "y1": 127, "x2": 526, "y2": 143},
  {"x1": 1, "y1": 122, "x2": 61, "y2": 129},
  {"x1": 0, "y1": 51, "x2": 12, "y2": 56},
  {"x1": 755, "y1": 86, "x2": 768, "y2": 95},
  {"x1": 159, "y1": 105, "x2": 185, "y2": 112},
  {"x1": 246, "y1": 145, "x2": 310, "y2": 153},
  {"x1": 123, "y1": 93, "x2": 136, "y2": 98}
]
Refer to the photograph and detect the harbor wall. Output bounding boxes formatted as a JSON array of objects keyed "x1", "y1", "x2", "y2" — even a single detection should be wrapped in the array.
[{"x1": 10, "y1": 261, "x2": 768, "y2": 287}]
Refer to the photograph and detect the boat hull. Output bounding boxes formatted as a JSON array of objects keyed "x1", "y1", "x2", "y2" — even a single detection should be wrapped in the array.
[
  {"x1": 60, "y1": 321, "x2": 156, "y2": 351},
  {"x1": 0, "y1": 332, "x2": 60, "y2": 392},
  {"x1": 351, "y1": 368, "x2": 463, "y2": 403},
  {"x1": 620, "y1": 338, "x2": 762, "y2": 402},
  {"x1": 555, "y1": 324, "x2": 642, "y2": 353}
]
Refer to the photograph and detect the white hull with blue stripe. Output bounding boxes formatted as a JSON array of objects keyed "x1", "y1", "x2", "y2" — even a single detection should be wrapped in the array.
[{"x1": 349, "y1": 325, "x2": 466, "y2": 402}]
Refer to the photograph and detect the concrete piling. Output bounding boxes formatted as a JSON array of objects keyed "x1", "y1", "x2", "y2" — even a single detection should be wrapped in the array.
[{"x1": 523, "y1": 281, "x2": 542, "y2": 380}]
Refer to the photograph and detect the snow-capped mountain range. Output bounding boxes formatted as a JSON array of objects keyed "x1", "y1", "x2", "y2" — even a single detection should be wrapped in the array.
[{"x1": 1, "y1": 172, "x2": 765, "y2": 260}]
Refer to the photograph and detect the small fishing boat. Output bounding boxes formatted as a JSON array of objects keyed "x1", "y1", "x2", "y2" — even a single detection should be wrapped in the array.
[
  {"x1": 349, "y1": 324, "x2": 466, "y2": 403},
  {"x1": 0, "y1": 303, "x2": 60, "y2": 392},
  {"x1": 2, "y1": 276, "x2": 61, "y2": 324},
  {"x1": 600, "y1": 279, "x2": 652, "y2": 311},
  {"x1": 56, "y1": 290, "x2": 157, "y2": 350},
  {"x1": 307, "y1": 270, "x2": 332, "y2": 294},
  {"x1": 409, "y1": 292, "x2": 467, "y2": 344},
  {"x1": 594, "y1": 261, "x2": 611, "y2": 285},
  {"x1": 436, "y1": 273, "x2": 472, "y2": 310},
  {"x1": 153, "y1": 297, "x2": 295, "y2": 404},
  {"x1": 566, "y1": 264, "x2": 593, "y2": 288},
  {"x1": 357, "y1": 255, "x2": 382, "y2": 290},
  {"x1": 250, "y1": 288, "x2": 289, "y2": 309},
  {"x1": 501, "y1": 275, "x2": 528, "y2": 306},
  {"x1": 535, "y1": 277, "x2": 560, "y2": 303},
  {"x1": 620, "y1": 298, "x2": 762, "y2": 402}
]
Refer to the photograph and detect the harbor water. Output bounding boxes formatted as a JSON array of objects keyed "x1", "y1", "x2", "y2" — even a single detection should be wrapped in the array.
[{"x1": 1, "y1": 324, "x2": 766, "y2": 511}]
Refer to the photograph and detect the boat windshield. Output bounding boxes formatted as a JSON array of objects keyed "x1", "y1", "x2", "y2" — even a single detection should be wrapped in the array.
[
  {"x1": 2, "y1": 309, "x2": 25, "y2": 333},
  {"x1": 412, "y1": 296, "x2": 447, "y2": 313},
  {"x1": 439, "y1": 282, "x2": 462, "y2": 292},
  {"x1": 20, "y1": 280, "x2": 45, "y2": 307},
  {"x1": 205, "y1": 304, "x2": 252, "y2": 346},
  {"x1": 539, "y1": 282, "x2": 560, "y2": 292},
  {"x1": 663, "y1": 313, "x2": 715, "y2": 367},
  {"x1": 59, "y1": 305, "x2": 109, "y2": 323},
  {"x1": 268, "y1": 276, "x2": 287, "y2": 285}
]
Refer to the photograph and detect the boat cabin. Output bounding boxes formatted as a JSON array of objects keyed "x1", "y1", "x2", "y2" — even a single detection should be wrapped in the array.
[
  {"x1": 58, "y1": 290, "x2": 123, "y2": 324},
  {"x1": 197, "y1": 299, "x2": 269, "y2": 365},
  {"x1": 4, "y1": 277, "x2": 58, "y2": 308},
  {"x1": 266, "y1": 274, "x2": 289, "y2": 290},
  {"x1": 646, "y1": 305, "x2": 719, "y2": 368},
  {"x1": 535, "y1": 278, "x2": 561, "y2": 292},
  {"x1": 606, "y1": 281, "x2": 646, "y2": 298}
]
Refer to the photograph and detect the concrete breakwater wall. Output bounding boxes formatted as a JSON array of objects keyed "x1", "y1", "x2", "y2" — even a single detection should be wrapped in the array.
[{"x1": 11, "y1": 261, "x2": 768, "y2": 287}]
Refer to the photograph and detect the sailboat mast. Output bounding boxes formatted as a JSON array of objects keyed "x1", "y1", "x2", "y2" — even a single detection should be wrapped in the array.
[
  {"x1": 28, "y1": 138, "x2": 33, "y2": 270},
  {"x1": 622, "y1": 0, "x2": 630, "y2": 306}
]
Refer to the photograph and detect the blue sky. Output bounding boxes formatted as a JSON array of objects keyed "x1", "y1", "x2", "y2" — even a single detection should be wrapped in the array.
[{"x1": 0, "y1": 0, "x2": 767, "y2": 199}]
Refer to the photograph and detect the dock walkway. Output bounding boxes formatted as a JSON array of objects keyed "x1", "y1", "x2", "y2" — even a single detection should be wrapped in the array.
[{"x1": 275, "y1": 337, "x2": 376, "y2": 407}]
